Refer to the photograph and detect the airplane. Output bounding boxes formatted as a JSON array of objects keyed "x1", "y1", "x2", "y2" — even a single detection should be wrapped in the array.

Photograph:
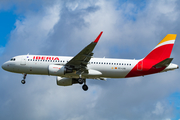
[{"x1": 1, "y1": 32, "x2": 179, "y2": 91}]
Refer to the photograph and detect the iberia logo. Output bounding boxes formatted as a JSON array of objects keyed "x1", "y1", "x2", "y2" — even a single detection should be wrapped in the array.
[{"x1": 33, "y1": 56, "x2": 59, "y2": 60}]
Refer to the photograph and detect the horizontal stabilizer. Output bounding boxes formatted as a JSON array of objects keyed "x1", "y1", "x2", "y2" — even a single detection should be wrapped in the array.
[{"x1": 153, "y1": 58, "x2": 173, "y2": 68}]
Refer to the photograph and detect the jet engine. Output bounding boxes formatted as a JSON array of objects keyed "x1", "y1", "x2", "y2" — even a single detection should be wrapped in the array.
[
  {"x1": 56, "y1": 76, "x2": 78, "y2": 86},
  {"x1": 48, "y1": 65, "x2": 73, "y2": 76}
]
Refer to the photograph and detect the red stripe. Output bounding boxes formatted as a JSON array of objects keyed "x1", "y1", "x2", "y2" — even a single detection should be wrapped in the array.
[{"x1": 125, "y1": 59, "x2": 166, "y2": 78}]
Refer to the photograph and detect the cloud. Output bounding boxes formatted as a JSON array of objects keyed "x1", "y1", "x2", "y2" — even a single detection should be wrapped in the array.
[
  {"x1": 152, "y1": 102, "x2": 164, "y2": 115},
  {"x1": 0, "y1": 0, "x2": 180, "y2": 120},
  {"x1": 0, "y1": 47, "x2": 5, "y2": 56},
  {"x1": 3, "y1": 3, "x2": 60, "y2": 56}
]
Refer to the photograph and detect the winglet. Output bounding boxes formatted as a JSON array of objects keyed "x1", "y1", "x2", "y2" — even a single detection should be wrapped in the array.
[{"x1": 94, "y1": 31, "x2": 103, "y2": 43}]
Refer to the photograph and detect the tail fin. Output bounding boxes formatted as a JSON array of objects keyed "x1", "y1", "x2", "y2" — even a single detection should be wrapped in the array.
[
  {"x1": 144, "y1": 34, "x2": 177, "y2": 62},
  {"x1": 125, "y1": 34, "x2": 177, "y2": 78}
]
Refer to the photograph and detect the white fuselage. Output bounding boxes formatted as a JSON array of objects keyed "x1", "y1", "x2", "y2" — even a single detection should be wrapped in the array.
[
  {"x1": 2, "y1": 55, "x2": 178, "y2": 79},
  {"x1": 2, "y1": 55, "x2": 139, "y2": 79}
]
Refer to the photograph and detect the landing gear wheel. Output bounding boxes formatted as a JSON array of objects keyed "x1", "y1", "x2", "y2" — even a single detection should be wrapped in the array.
[
  {"x1": 21, "y1": 80, "x2": 26, "y2": 84},
  {"x1": 82, "y1": 84, "x2": 88, "y2": 91},
  {"x1": 78, "y1": 78, "x2": 84, "y2": 84},
  {"x1": 21, "y1": 73, "x2": 27, "y2": 84}
]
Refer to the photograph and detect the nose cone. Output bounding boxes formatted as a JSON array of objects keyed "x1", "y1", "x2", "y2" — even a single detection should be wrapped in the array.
[
  {"x1": 2, "y1": 63, "x2": 6, "y2": 70},
  {"x1": 2, "y1": 61, "x2": 15, "y2": 72},
  {"x1": 2, "y1": 62, "x2": 9, "y2": 71}
]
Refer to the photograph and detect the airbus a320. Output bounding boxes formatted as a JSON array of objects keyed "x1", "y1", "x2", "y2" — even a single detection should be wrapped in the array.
[{"x1": 2, "y1": 32, "x2": 179, "y2": 91}]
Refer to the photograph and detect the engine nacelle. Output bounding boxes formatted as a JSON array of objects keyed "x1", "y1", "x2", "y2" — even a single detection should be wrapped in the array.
[
  {"x1": 48, "y1": 65, "x2": 73, "y2": 76},
  {"x1": 56, "y1": 77, "x2": 78, "y2": 86}
]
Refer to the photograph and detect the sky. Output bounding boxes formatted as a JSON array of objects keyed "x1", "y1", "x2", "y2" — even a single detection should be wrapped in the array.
[{"x1": 0, "y1": 0, "x2": 180, "y2": 120}]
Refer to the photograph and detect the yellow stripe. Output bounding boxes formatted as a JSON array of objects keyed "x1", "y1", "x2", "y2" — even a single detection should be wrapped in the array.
[{"x1": 157, "y1": 34, "x2": 177, "y2": 46}]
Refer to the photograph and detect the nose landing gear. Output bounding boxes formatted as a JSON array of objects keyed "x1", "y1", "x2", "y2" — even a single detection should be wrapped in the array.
[
  {"x1": 21, "y1": 73, "x2": 27, "y2": 84},
  {"x1": 21, "y1": 80, "x2": 26, "y2": 84}
]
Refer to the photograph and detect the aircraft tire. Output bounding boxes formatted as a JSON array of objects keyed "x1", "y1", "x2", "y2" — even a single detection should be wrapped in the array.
[
  {"x1": 21, "y1": 80, "x2": 26, "y2": 84},
  {"x1": 82, "y1": 84, "x2": 88, "y2": 91},
  {"x1": 78, "y1": 78, "x2": 84, "y2": 84}
]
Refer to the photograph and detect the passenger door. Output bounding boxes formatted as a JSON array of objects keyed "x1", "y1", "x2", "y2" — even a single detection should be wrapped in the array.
[
  {"x1": 137, "y1": 60, "x2": 143, "y2": 71},
  {"x1": 20, "y1": 56, "x2": 26, "y2": 65}
]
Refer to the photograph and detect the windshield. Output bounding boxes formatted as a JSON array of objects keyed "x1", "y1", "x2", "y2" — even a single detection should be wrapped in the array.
[{"x1": 10, "y1": 58, "x2": 16, "y2": 61}]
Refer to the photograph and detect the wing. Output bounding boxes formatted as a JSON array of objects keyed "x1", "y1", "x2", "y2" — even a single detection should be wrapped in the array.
[{"x1": 65, "y1": 31, "x2": 103, "y2": 74}]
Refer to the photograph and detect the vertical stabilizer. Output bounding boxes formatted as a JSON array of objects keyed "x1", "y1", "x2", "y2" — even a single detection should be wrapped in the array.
[
  {"x1": 125, "y1": 34, "x2": 177, "y2": 78},
  {"x1": 144, "y1": 34, "x2": 177, "y2": 62}
]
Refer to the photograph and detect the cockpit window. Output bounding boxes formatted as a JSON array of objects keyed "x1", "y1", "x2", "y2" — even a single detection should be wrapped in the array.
[{"x1": 10, "y1": 58, "x2": 16, "y2": 61}]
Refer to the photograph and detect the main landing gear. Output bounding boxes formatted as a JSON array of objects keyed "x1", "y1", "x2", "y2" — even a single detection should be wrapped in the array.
[
  {"x1": 77, "y1": 78, "x2": 88, "y2": 91},
  {"x1": 82, "y1": 84, "x2": 88, "y2": 91},
  {"x1": 21, "y1": 73, "x2": 27, "y2": 84}
]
